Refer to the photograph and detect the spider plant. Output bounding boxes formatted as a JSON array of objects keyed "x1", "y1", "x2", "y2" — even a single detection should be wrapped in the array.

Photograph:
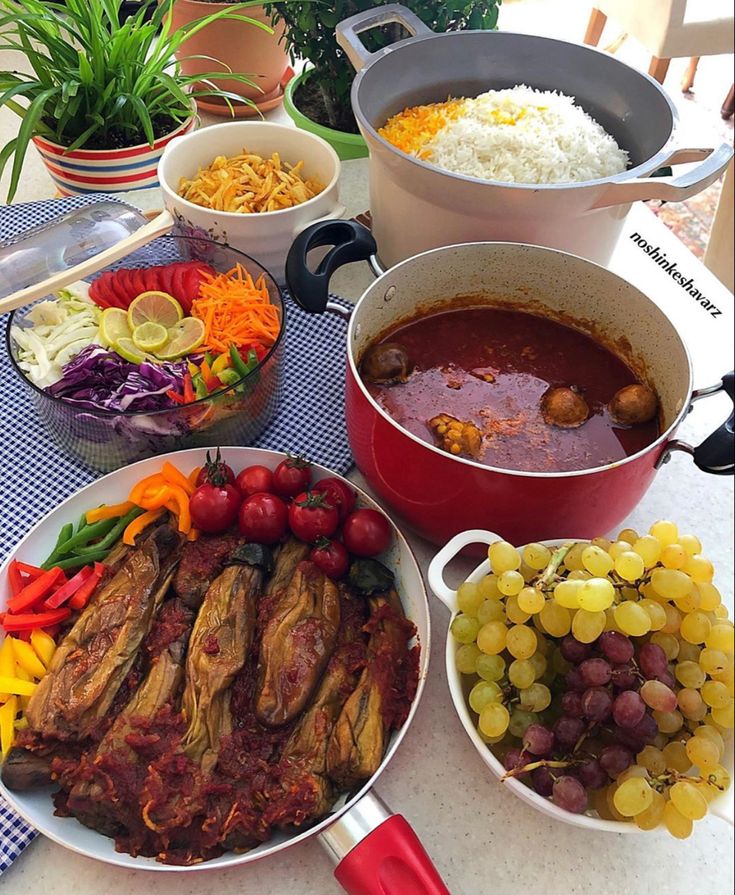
[{"x1": 0, "y1": 0, "x2": 271, "y2": 201}]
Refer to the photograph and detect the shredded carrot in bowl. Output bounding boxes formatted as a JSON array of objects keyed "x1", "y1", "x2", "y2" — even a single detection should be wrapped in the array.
[{"x1": 190, "y1": 263, "x2": 281, "y2": 356}]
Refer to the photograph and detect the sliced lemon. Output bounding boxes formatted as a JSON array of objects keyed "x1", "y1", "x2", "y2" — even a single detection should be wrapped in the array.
[
  {"x1": 127, "y1": 291, "x2": 183, "y2": 330},
  {"x1": 132, "y1": 321, "x2": 169, "y2": 353},
  {"x1": 113, "y1": 336, "x2": 146, "y2": 365},
  {"x1": 99, "y1": 307, "x2": 131, "y2": 347},
  {"x1": 156, "y1": 317, "x2": 206, "y2": 359}
]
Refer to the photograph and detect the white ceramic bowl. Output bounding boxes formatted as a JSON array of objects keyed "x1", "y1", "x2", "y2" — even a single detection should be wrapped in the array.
[
  {"x1": 158, "y1": 121, "x2": 344, "y2": 284},
  {"x1": 0, "y1": 447, "x2": 430, "y2": 871},
  {"x1": 428, "y1": 528, "x2": 735, "y2": 833}
]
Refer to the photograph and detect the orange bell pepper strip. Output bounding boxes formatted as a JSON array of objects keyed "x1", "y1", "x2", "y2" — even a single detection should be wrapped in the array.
[
  {"x1": 123, "y1": 508, "x2": 166, "y2": 546},
  {"x1": 187, "y1": 528, "x2": 200, "y2": 542},
  {"x1": 137, "y1": 485, "x2": 174, "y2": 511},
  {"x1": 188, "y1": 466, "x2": 202, "y2": 488},
  {"x1": 129, "y1": 473, "x2": 167, "y2": 505},
  {"x1": 162, "y1": 462, "x2": 195, "y2": 495},
  {"x1": 164, "y1": 485, "x2": 192, "y2": 534},
  {"x1": 85, "y1": 501, "x2": 136, "y2": 524}
]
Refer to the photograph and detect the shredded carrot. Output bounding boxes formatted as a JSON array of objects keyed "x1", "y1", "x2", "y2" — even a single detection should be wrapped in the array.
[{"x1": 190, "y1": 264, "x2": 281, "y2": 356}]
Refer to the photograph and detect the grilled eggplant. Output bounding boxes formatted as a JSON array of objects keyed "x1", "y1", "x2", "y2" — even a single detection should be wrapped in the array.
[
  {"x1": 173, "y1": 532, "x2": 242, "y2": 610},
  {"x1": 326, "y1": 590, "x2": 414, "y2": 790},
  {"x1": 65, "y1": 619, "x2": 192, "y2": 835},
  {"x1": 181, "y1": 552, "x2": 268, "y2": 774},
  {"x1": 255, "y1": 561, "x2": 340, "y2": 727},
  {"x1": 25, "y1": 525, "x2": 182, "y2": 742},
  {"x1": 265, "y1": 538, "x2": 310, "y2": 599}
]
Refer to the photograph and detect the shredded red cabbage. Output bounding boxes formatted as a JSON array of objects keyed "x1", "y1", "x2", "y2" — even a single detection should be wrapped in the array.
[{"x1": 46, "y1": 344, "x2": 189, "y2": 412}]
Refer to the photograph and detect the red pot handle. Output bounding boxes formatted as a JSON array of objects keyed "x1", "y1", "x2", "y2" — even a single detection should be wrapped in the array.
[
  {"x1": 334, "y1": 814, "x2": 450, "y2": 895},
  {"x1": 320, "y1": 792, "x2": 450, "y2": 895}
]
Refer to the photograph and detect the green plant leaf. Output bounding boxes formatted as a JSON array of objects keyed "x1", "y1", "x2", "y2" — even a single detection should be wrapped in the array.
[{"x1": 7, "y1": 86, "x2": 59, "y2": 202}]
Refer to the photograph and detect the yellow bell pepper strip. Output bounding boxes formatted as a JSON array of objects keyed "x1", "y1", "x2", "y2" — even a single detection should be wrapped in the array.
[
  {"x1": 11, "y1": 637, "x2": 47, "y2": 679},
  {"x1": 123, "y1": 508, "x2": 166, "y2": 546},
  {"x1": 0, "y1": 695, "x2": 18, "y2": 756},
  {"x1": 0, "y1": 638, "x2": 14, "y2": 701},
  {"x1": 85, "y1": 501, "x2": 136, "y2": 524},
  {"x1": 14, "y1": 715, "x2": 28, "y2": 731},
  {"x1": 162, "y1": 461, "x2": 195, "y2": 495},
  {"x1": 211, "y1": 352, "x2": 231, "y2": 376},
  {"x1": 0, "y1": 676, "x2": 36, "y2": 697},
  {"x1": 30, "y1": 629, "x2": 56, "y2": 668}
]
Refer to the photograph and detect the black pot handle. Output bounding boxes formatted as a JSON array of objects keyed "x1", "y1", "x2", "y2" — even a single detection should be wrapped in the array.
[
  {"x1": 285, "y1": 220, "x2": 378, "y2": 315},
  {"x1": 657, "y1": 370, "x2": 734, "y2": 475}
]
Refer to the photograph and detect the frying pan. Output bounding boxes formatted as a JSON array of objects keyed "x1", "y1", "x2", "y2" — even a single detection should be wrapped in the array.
[{"x1": 0, "y1": 447, "x2": 448, "y2": 894}]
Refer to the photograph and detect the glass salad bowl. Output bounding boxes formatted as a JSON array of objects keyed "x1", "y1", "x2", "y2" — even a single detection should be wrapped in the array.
[{"x1": 6, "y1": 236, "x2": 285, "y2": 472}]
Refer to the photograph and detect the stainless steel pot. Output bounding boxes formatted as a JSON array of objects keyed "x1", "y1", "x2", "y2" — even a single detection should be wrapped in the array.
[{"x1": 335, "y1": 4, "x2": 733, "y2": 267}]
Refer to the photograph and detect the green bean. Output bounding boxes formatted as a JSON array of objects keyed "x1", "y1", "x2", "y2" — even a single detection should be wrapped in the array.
[
  {"x1": 53, "y1": 548, "x2": 111, "y2": 571},
  {"x1": 75, "y1": 512, "x2": 89, "y2": 533},
  {"x1": 41, "y1": 517, "x2": 120, "y2": 569},
  {"x1": 73, "y1": 507, "x2": 143, "y2": 555},
  {"x1": 54, "y1": 523, "x2": 74, "y2": 552}
]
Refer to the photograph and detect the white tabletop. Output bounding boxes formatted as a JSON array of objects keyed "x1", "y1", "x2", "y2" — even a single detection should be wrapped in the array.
[{"x1": 2, "y1": 158, "x2": 734, "y2": 895}]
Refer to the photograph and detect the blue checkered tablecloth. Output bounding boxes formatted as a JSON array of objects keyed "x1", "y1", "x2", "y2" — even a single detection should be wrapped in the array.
[{"x1": 0, "y1": 194, "x2": 355, "y2": 874}]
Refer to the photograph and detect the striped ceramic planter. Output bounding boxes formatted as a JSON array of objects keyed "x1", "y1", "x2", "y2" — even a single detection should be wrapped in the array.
[{"x1": 32, "y1": 116, "x2": 196, "y2": 196}]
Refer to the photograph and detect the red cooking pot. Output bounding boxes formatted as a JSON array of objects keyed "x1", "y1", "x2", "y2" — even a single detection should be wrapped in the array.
[{"x1": 286, "y1": 222, "x2": 734, "y2": 546}]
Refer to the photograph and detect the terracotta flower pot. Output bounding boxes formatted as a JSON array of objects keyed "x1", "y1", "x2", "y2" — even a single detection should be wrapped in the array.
[{"x1": 170, "y1": 0, "x2": 288, "y2": 114}]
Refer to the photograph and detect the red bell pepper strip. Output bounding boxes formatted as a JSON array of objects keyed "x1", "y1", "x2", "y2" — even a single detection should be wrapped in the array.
[
  {"x1": 68, "y1": 570, "x2": 102, "y2": 611},
  {"x1": 43, "y1": 565, "x2": 94, "y2": 609},
  {"x1": 1, "y1": 607, "x2": 71, "y2": 632},
  {"x1": 183, "y1": 373, "x2": 195, "y2": 404},
  {"x1": 167, "y1": 389, "x2": 186, "y2": 405},
  {"x1": 7, "y1": 562, "x2": 24, "y2": 597},
  {"x1": 13, "y1": 561, "x2": 46, "y2": 579},
  {"x1": 7, "y1": 567, "x2": 65, "y2": 614}
]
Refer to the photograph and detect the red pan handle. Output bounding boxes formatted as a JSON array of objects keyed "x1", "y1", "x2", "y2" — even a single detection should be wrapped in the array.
[{"x1": 319, "y1": 791, "x2": 450, "y2": 895}]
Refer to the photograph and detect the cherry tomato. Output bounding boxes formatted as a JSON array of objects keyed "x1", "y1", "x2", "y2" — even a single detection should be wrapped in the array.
[
  {"x1": 190, "y1": 483, "x2": 242, "y2": 533},
  {"x1": 272, "y1": 456, "x2": 312, "y2": 499},
  {"x1": 342, "y1": 509, "x2": 392, "y2": 557},
  {"x1": 236, "y1": 464, "x2": 275, "y2": 497},
  {"x1": 312, "y1": 476, "x2": 356, "y2": 522},
  {"x1": 309, "y1": 538, "x2": 350, "y2": 580},
  {"x1": 238, "y1": 493, "x2": 288, "y2": 544},
  {"x1": 288, "y1": 491, "x2": 339, "y2": 542},
  {"x1": 195, "y1": 448, "x2": 236, "y2": 487}
]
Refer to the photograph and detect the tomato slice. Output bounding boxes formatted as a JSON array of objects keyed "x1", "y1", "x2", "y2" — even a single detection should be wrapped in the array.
[
  {"x1": 159, "y1": 263, "x2": 178, "y2": 298},
  {"x1": 97, "y1": 271, "x2": 125, "y2": 308},
  {"x1": 129, "y1": 267, "x2": 149, "y2": 298},
  {"x1": 171, "y1": 264, "x2": 190, "y2": 306}
]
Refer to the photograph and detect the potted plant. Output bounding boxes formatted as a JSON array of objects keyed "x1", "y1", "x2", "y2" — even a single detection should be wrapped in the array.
[
  {"x1": 268, "y1": 0, "x2": 502, "y2": 160},
  {"x1": 0, "y1": 0, "x2": 264, "y2": 200},
  {"x1": 169, "y1": 0, "x2": 290, "y2": 118}
]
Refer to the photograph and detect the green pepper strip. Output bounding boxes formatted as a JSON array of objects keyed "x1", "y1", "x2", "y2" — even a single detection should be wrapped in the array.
[
  {"x1": 53, "y1": 523, "x2": 74, "y2": 553},
  {"x1": 41, "y1": 517, "x2": 120, "y2": 568},
  {"x1": 73, "y1": 507, "x2": 144, "y2": 555},
  {"x1": 53, "y1": 549, "x2": 111, "y2": 571},
  {"x1": 229, "y1": 344, "x2": 252, "y2": 380}
]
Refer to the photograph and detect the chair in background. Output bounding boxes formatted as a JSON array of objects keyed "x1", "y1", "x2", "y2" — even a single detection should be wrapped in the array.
[{"x1": 583, "y1": 1, "x2": 734, "y2": 85}]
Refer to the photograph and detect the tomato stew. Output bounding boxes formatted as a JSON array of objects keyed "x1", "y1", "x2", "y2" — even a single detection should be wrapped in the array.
[{"x1": 361, "y1": 307, "x2": 660, "y2": 473}]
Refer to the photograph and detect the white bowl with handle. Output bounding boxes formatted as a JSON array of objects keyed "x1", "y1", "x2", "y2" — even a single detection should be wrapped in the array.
[
  {"x1": 158, "y1": 121, "x2": 345, "y2": 284},
  {"x1": 428, "y1": 528, "x2": 735, "y2": 833}
]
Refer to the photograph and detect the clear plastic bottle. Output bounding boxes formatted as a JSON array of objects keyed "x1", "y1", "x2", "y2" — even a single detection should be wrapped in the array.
[{"x1": 0, "y1": 201, "x2": 147, "y2": 298}]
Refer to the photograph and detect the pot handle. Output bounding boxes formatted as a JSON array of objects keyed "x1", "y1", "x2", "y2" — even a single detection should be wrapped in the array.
[
  {"x1": 336, "y1": 3, "x2": 433, "y2": 73},
  {"x1": 285, "y1": 219, "x2": 377, "y2": 314},
  {"x1": 291, "y1": 204, "x2": 347, "y2": 238},
  {"x1": 591, "y1": 143, "x2": 733, "y2": 209},
  {"x1": 657, "y1": 370, "x2": 734, "y2": 475},
  {"x1": 319, "y1": 791, "x2": 450, "y2": 895},
  {"x1": 427, "y1": 529, "x2": 500, "y2": 611}
]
